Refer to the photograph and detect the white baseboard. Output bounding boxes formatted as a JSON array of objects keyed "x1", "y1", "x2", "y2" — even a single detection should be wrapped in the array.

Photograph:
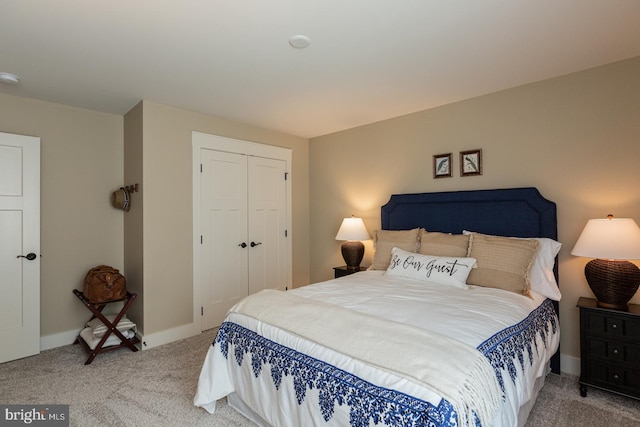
[
  {"x1": 40, "y1": 329, "x2": 82, "y2": 351},
  {"x1": 137, "y1": 322, "x2": 199, "y2": 350},
  {"x1": 40, "y1": 322, "x2": 198, "y2": 353},
  {"x1": 560, "y1": 354, "x2": 580, "y2": 376}
]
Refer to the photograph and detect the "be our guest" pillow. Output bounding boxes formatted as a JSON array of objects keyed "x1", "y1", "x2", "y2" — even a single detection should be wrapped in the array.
[{"x1": 386, "y1": 247, "x2": 476, "y2": 289}]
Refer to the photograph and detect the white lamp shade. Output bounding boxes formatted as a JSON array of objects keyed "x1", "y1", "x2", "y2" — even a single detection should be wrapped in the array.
[
  {"x1": 335, "y1": 217, "x2": 370, "y2": 241},
  {"x1": 571, "y1": 217, "x2": 640, "y2": 260}
]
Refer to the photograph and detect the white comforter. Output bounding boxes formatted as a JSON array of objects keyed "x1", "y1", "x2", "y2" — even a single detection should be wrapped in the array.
[{"x1": 195, "y1": 271, "x2": 560, "y2": 427}]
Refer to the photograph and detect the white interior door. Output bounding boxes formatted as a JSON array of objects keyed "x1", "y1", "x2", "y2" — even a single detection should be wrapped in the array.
[
  {"x1": 0, "y1": 132, "x2": 40, "y2": 363},
  {"x1": 200, "y1": 149, "x2": 248, "y2": 329},
  {"x1": 248, "y1": 156, "x2": 287, "y2": 294}
]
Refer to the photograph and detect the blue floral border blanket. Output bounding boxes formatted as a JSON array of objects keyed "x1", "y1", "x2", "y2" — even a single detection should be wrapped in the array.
[{"x1": 213, "y1": 298, "x2": 557, "y2": 427}]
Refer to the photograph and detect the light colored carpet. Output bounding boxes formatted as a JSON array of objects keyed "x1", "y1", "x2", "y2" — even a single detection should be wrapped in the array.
[
  {"x1": 525, "y1": 371, "x2": 640, "y2": 427},
  {"x1": 0, "y1": 329, "x2": 247, "y2": 427},
  {"x1": 1, "y1": 330, "x2": 639, "y2": 426}
]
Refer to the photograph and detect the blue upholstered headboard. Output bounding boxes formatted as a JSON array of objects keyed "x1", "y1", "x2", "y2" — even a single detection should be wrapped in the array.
[
  {"x1": 381, "y1": 187, "x2": 560, "y2": 373},
  {"x1": 381, "y1": 187, "x2": 557, "y2": 240}
]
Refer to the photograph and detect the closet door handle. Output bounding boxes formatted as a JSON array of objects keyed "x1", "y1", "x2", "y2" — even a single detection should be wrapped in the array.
[
  {"x1": 238, "y1": 242, "x2": 247, "y2": 248},
  {"x1": 250, "y1": 241, "x2": 262, "y2": 247}
]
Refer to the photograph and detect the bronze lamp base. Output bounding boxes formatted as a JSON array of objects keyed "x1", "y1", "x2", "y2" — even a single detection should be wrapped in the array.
[{"x1": 341, "y1": 241, "x2": 364, "y2": 270}]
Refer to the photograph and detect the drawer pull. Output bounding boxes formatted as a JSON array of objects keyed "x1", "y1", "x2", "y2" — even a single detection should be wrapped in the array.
[
  {"x1": 613, "y1": 374, "x2": 620, "y2": 380},
  {"x1": 612, "y1": 323, "x2": 618, "y2": 329},
  {"x1": 613, "y1": 348, "x2": 619, "y2": 355}
]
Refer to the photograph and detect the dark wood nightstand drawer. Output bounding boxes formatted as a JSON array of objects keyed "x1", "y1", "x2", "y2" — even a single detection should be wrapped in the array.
[
  {"x1": 584, "y1": 359, "x2": 640, "y2": 397},
  {"x1": 585, "y1": 336, "x2": 640, "y2": 362},
  {"x1": 584, "y1": 311, "x2": 640, "y2": 339},
  {"x1": 577, "y1": 297, "x2": 640, "y2": 400}
]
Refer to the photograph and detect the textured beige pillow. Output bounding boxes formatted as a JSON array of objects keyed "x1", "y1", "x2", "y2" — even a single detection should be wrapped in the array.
[
  {"x1": 419, "y1": 231, "x2": 470, "y2": 257},
  {"x1": 371, "y1": 228, "x2": 420, "y2": 270},
  {"x1": 466, "y1": 232, "x2": 539, "y2": 295}
]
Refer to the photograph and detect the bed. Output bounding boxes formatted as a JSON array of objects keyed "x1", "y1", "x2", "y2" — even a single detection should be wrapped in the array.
[{"x1": 195, "y1": 187, "x2": 561, "y2": 427}]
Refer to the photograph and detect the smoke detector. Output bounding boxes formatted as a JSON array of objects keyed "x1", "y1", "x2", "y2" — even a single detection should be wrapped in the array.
[
  {"x1": 0, "y1": 72, "x2": 20, "y2": 85},
  {"x1": 289, "y1": 35, "x2": 311, "y2": 49}
]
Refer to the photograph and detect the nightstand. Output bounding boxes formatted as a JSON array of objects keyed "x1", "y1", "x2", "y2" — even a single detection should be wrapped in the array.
[
  {"x1": 333, "y1": 266, "x2": 366, "y2": 278},
  {"x1": 577, "y1": 297, "x2": 640, "y2": 400}
]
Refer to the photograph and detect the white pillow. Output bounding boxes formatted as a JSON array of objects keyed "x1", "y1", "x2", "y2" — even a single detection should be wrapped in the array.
[
  {"x1": 463, "y1": 231, "x2": 562, "y2": 300},
  {"x1": 386, "y1": 247, "x2": 476, "y2": 289},
  {"x1": 529, "y1": 237, "x2": 562, "y2": 300},
  {"x1": 87, "y1": 314, "x2": 137, "y2": 338}
]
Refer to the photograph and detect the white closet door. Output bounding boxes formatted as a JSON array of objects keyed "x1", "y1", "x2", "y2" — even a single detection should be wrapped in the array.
[
  {"x1": 194, "y1": 131, "x2": 292, "y2": 331},
  {"x1": 247, "y1": 156, "x2": 287, "y2": 294},
  {"x1": 200, "y1": 149, "x2": 248, "y2": 329}
]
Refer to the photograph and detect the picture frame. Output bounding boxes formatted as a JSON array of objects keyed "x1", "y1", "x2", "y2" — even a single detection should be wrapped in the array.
[
  {"x1": 433, "y1": 153, "x2": 452, "y2": 178},
  {"x1": 460, "y1": 149, "x2": 482, "y2": 177}
]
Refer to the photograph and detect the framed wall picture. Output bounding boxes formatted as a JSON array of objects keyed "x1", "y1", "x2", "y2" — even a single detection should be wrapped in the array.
[
  {"x1": 460, "y1": 149, "x2": 482, "y2": 176},
  {"x1": 433, "y1": 153, "x2": 452, "y2": 178}
]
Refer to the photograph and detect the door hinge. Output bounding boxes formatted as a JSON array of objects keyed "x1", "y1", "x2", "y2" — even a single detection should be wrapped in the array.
[
  {"x1": 285, "y1": 230, "x2": 288, "y2": 237},
  {"x1": 200, "y1": 164, "x2": 203, "y2": 173},
  {"x1": 284, "y1": 172, "x2": 288, "y2": 180},
  {"x1": 201, "y1": 307, "x2": 203, "y2": 316},
  {"x1": 201, "y1": 235, "x2": 203, "y2": 244}
]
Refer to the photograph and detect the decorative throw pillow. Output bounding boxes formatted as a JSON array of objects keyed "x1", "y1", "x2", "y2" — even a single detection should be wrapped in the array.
[
  {"x1": 463, "y1": 230, "x2": 561, "y2": 300},
  {"x1": 419, "y1": 231, "x2": 470, "y2": 257},
  {"x1": 386, "y1": 247, "x2": 476, "y2": 289},
  {"x1": 370, "y1": 228, "x2": 421, "y2": 270},
  {"x1": 466, "y1": 232, "x2": 539, "y2": 295},
  {"x1": 87, "y1": 314, "x2": 137, "y2": 338}
]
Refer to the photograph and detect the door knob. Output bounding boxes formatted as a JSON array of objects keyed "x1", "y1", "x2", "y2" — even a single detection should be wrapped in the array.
[
  {"x1": 250, "y1": 241, "x2": 262, "y2": 247},
  {"x1": 238, "y1": 242, "x2": 247, "y2": 248},
  {"x1": 17, "y1": 253, "x2": 37, "y2": 260}
]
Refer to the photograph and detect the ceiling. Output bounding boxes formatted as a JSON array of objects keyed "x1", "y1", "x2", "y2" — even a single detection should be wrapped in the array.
[{"x1": 1, "y1": 1, "x2": 639, "y2": 139}]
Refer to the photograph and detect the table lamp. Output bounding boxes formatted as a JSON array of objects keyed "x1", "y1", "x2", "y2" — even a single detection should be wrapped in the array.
[
  {"x1": 335, "y1": 216, "x2": 370, "y2": 270},
  {"x1": 571, "y1": 215, "x2": 640, "y2": 310}
]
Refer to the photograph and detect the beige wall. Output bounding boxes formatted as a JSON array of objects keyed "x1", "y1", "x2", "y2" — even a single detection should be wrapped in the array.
[
  {"x1": 0, "y1": 93, "x2": 309, "y2": 347},
  {"x1": 125, "y1": 101, "x2": 310, "y2": 336},
  {"x1": 0, "y1": 93, "x2": 124, "y2": 336},
  {"x1": 309, "y1": 57, "x2": 640, "y2": 365},
  {"x1": 123, "y1": 102, "x2": 144, "y2": 330}
]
